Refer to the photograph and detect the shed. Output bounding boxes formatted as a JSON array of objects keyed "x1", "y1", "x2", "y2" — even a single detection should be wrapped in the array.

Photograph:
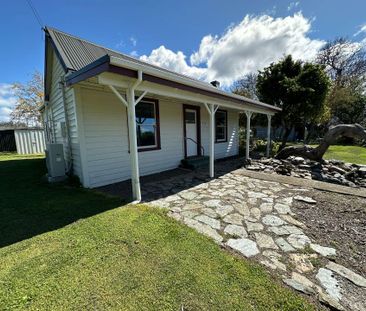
[{"x1": 0, "y1": 127, "x2": 45, "y2": 154}]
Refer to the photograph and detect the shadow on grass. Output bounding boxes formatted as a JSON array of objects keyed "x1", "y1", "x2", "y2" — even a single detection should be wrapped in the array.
[{"x1": 0, "y1": 157, "x2": 123, "y2": 248}]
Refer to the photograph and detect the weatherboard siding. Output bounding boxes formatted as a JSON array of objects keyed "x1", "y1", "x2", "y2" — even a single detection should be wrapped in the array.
[
  {"x1": 79, "y1": 87, "x2": 239, "y2": 188},
  {"x1": 48, "y1": 51, "x2": 82, "y2": 180}
]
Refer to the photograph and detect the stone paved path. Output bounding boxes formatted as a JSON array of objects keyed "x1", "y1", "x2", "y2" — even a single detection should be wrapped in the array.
[{"x1": 143, "y1": 161, "x2": 366, "y2": 311}]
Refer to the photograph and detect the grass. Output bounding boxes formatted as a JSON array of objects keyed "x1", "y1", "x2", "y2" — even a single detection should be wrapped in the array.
[
  {"x1": 285, "y1": 144, "x2": 366, "y2": 165},
  {"x1": 320, "y1": 145, "x2": 366, "y2": 165},
  {"x1": 0, "y1": 153, "x2": 315, "y2": 310}
]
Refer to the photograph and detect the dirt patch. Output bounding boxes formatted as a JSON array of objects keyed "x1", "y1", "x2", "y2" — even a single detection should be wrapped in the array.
[{"x1": 292, "y1": 190, "x2": 366, "y2": 278}]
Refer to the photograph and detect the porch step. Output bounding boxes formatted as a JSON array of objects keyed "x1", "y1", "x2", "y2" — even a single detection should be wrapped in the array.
[{"x1": 180, "y1": 156, "x2": 209, "y2": 170}]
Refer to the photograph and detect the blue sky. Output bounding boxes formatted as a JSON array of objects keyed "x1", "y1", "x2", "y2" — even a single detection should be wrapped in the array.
[{"x1": 1, "y1": 0, "x2": 366, "y2": 121}]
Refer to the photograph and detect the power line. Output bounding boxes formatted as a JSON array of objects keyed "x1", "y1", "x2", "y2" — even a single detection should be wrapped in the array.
[{"x1": 26, "y1": 0, "x2": 44, "y2": 29}]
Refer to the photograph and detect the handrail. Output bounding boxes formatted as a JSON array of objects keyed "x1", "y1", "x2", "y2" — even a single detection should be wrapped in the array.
[{"x1": 185, "y1": 137, "x2": 205, "y2": 156}]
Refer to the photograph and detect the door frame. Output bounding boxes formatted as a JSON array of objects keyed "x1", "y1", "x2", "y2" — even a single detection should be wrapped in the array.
[{"x1": 183, "y1": 104, "x2": 201, "y2": 158}]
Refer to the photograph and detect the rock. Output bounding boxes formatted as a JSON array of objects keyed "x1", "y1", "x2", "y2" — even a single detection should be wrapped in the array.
[
  {"x1": 280, "y1": 215, "x2": 306, "y2": 229},
  {"x1": 358, "y1": 166, "x2": 366, "y2": 177},
  {"x1": 316, "y1": 268, "x2": 342, "y2": 301},
  {"x1": 235, "y1": 204, "x2": 251, "y2": 217},
  {"x1": 259, "y1": 202, "x2": 273, "y2": 213},
  {"x1": 329, "y1": 165, "x2": 347, "y2": 175},
  {"x1": 292, "y1": 157, "x2": 305, "y2": 164},
  {"x1": 246, "y1": 165, "x2": 262, "y2": 171},
  {"x1": 284, "y1": 272, "x2": 315, "y2": 295},
  {"x1": 287, "y1": 233, "x2": 311, "y2": 249},
  {"x1": 195, "y1": 215, "x2": 221, "y2": 230},
  {"x1": 250, "y1": 207, "x2": 261, "y2": 220},
  {"x1": 294, "y1": 195, "x2": 317, "y2": 204},
  {"x1": 310, "y1": 243, "x2": 336, "y2": 257},
  {"x1": 226, "y1": 238, "x2": 260, "y2": 257},
  {"x1": 203, "y1": 199, "x2": 222, "y2": 208},
  {"x1": 274, "y1": 203, "x2": 292, "y2": 214},
  {"x1": 202, "y1": 208, "x2": 217, "y2": 218},
  {"x1": 215, "y1": 205, "x2": 234, "y2": 217},
  {"x1": 247, "y1": 191, "x2": 268, "y2": 199},
  {"x1": 223, "y1": 213, "x2": 244, "y2": 225},
  {"x1": 289, "y1": 253, "x2": 316, "y2": 273},
  {"x1": 182, "y1": 203, "x2": 202, "y2": 210},
  {"x1": 183, "y1": 218, "x2": 223, "y2": 244},
  {"x1": 224, "y1": 224, "x2": 248, "y2": 238},
  {"x1": 262, "y1": 215, "x2": 286, "y2": 226},
  {"x1": 318, "y1": 290, "x2": 345, "y2": 311},
  {"x1": 326, "y1": 262, "x2": 366, "y2": 287},
  {"x1": 275, "y1": 237, "x2": 295, "y2": 252},
  {"x1": 255, "y1": 233, "x2": 278, "y2": 249},
  {"x1": 180, "y1": 191, "x2": 199, "y2": 200},
  {"x1": 267, "y1": 226, "x2": 292, "y2": 236},
  {"x1": 245, "y1": 221, "x2": 264, "y2": 232}
]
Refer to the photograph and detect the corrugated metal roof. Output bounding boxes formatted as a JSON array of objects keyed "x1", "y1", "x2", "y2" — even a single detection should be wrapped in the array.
[
  {"x1": 46, "y1": 27, "x2": 209, "y2": 84},
  {"x1": 45, "y1": 27, "x2": 281, "y2": 113}
]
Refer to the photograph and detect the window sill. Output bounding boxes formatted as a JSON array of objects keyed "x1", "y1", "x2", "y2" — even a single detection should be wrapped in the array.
[
  {"x1": 138, "y1": 146, "x2": 161, "y2": 152},
  {"x1": 215, "y1": 140, "x2": 227, "y2": 144}
]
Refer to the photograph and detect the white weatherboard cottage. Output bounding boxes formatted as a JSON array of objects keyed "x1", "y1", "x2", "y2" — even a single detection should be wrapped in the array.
[{"x1": 41, "y1": 27, "x2": 280, "y2": 201}]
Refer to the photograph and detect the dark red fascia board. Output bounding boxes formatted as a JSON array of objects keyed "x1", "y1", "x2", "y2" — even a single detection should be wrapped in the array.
[{"x1": 65, "y1": 55, "x2": 280, "y2": 112}]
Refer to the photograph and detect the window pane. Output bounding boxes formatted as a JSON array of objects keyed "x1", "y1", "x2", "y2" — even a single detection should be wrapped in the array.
[
  {"x1": 135, "y1": 101, "x2": 158, "y2": 148},
  {"x1": 216, "y1": 127, "x2": 225, "y2": 140},
  {"x1": 136, "y1": 102, "x2": 155, "y2": 125},
  {"x1": 137, "y1": 125, "x2": 156, "y2": 147},
  {"x1": 215, "y1": 110, "x2": 227, "y2": 141},
  {"x1": 185, "y1": 111, "x2": 196, "y2": 124},
  {"x1": 216, "y1": 112, "x2": 226, "y2": 126}
]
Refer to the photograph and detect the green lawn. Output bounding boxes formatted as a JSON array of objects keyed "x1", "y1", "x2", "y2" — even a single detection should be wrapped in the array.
[
  {"x1": 320, "y1": 145, "x2": 366, "y2": 164},
  {"x1": 0, "y1": 153, "x2": 315, "y2": 310},
  {"x1": 285, "y1": 144, "x2": 366, "y2": 165}
]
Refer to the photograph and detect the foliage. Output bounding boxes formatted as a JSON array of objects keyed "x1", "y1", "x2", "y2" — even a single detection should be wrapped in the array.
[
  {"x1": 10, "y1": 71, "x2": 44, "y2": 126},
  {"x1": 252, "y1": 139, "x2": 280, "y2": 156},
  {"x1": 0, "y1": 154, "x2": 315, "y2": 310},
  {"x1": 232, "y1": 73, "x2": 259, "y2": 100},
  {"x1": 326, "y1": 87, "x2": 366, "y2": 124},
  {"x1": 316, "y1": 38, "x2": 366, "y2": 126},
  {"x1": 257, "y1": 55, "x2": 330, "y2": 148}
]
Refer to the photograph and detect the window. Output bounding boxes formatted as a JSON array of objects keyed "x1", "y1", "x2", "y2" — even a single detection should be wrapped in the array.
[
  {"x1": 135, "y1": 99, "x2": 160, "y2": 151},
  {"x1": 215, "y1": 110, "x2": 227, "y2": 142}
]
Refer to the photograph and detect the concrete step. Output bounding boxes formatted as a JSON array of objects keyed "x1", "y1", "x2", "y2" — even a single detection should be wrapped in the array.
[{"x1": 180, "y1": 156, "x2": 209, "y2": 170}]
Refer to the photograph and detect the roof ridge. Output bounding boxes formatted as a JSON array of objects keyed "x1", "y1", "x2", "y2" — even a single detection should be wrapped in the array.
[{"x1": 44, "y1": 26, "x2": 218, "y2": 88}]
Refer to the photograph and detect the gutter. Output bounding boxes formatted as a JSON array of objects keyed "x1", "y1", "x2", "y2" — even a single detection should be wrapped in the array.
[{"x1": 65, "y1": 55, "x2": 281, "y2": 114}]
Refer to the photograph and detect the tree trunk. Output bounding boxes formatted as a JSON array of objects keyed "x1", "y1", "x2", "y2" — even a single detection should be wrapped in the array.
[
  {"x1": 279, "y1": 127, "x2": 292, "y2": 151},
  {"x1": 275, "y1": 124, "x2": 366, "y2": 161}
]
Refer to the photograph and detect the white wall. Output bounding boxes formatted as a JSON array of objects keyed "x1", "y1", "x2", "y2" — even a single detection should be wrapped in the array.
[
  {"x1": 79, "y1": 87, "x2": 239, "y2": 188},
  {"x1": 47, "y1": 51, "x2": 82, "y2": 181}
]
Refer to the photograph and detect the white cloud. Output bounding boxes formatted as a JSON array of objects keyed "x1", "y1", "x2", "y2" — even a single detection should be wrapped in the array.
[
  {"x1": 354, "y1": 24, "x2": 366, "y2": 37},
  {"x1": 140, "y1": 46, "x2": 206, "y2": 79},
  {"x1": 130, "y1": 36, "x2": 137, "y2": 47},
  {"x1": 287, "y1": 2, "x2": 300, "y2": 11},
  {"x1": 130, "y1": 50, "x2": 139, "y2": 57},
  {"x1": 0, "y1": 84, "x2": 16, "y2": 122},
  {"x1": 140, "y1": 13, "x2": 324, "y2": 87}
]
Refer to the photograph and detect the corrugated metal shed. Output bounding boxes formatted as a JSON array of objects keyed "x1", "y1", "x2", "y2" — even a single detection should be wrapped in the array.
[{"x1": 14, "y1": 129, "x2": 46, "y2": 155}]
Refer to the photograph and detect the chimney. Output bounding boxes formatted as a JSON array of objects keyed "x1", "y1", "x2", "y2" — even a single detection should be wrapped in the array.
[{"x1": 210, "y1": 80, "x2": 220, "y2": 88}]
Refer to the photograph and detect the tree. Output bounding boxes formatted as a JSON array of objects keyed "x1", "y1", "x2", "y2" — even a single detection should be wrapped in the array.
[
  {"x1": 232, "y1": 73, "x2": 259, "y2": 100},
  {"x1": 257, "y1": 55, "x2": 330, "y2": 149},
  {"x1": 10, "y1": 71, "x2": 44, "y2": 126},
  {"x1": 276, "y1": 124, "x2": 366, "y2": 161},
  {"x1": 316, "y1": 38, "x2": 366, "y2": 126},
  {"x1": 316, "y1": 37, "x2": 366, "y2": 91},
  {"x1": 327, "y1": 87, "x2": 366, "y2": 124}
]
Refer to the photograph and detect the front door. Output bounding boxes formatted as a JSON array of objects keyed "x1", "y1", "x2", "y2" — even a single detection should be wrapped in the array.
[{"x1": 184, "y1": 105, "x2": 201, "y2": 158}]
